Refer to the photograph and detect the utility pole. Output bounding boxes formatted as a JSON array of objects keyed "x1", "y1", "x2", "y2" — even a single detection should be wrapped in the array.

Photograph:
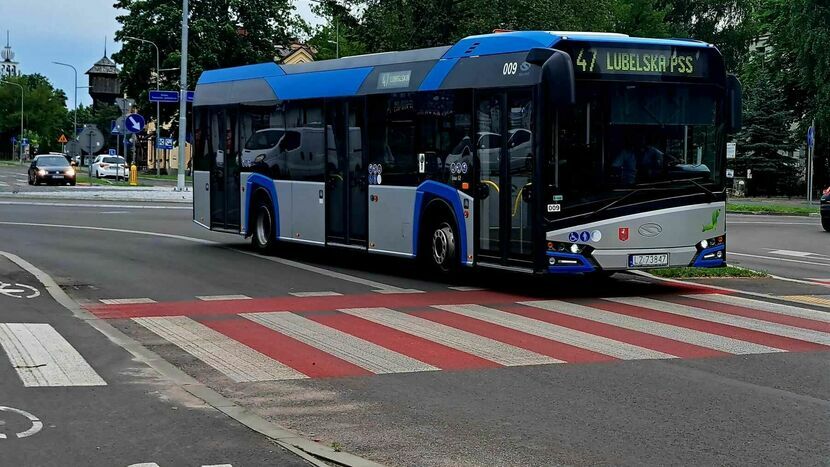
[
  {"x1": 176, "y1": 0, "x2": 189, "y2": 191},
  {"x1": 0, "y1": 79, "x2": 23, "y2": 162},
  {"x1": 807, "y1": 120, "x2": 816, "y2": 205},
  {"x1": 52, "y1": 62, "x2": 78, "y2": 139},
  {"x1": 124, "y1": 36, "x2": 162, "y2": 176}
]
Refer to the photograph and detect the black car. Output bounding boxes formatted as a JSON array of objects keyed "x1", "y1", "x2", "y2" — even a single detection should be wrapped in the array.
[
  {"x1": 28, "y1": 154, "x2": 77, "y2": 186},
  {"x1": 821, "y1": 186, "x2": 830, "y2": 232}
]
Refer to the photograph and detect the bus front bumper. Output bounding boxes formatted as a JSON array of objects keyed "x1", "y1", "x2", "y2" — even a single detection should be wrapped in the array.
[{"x1": 546, "y1": 244, "x2": 725, "y2": 273}]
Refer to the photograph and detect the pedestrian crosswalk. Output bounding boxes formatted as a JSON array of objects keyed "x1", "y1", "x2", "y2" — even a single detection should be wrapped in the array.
[
  {"x1": 0, "y1": 323, "x2": 106, "y2": 387},
  {"x1": 93, "y1": 291, "x2": 830, "y2": 382}
]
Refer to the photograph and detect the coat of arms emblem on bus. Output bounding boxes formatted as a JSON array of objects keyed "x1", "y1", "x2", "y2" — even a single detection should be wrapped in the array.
[{"x1": 702, "y1": 209, "x2": 721, "y2": 232}]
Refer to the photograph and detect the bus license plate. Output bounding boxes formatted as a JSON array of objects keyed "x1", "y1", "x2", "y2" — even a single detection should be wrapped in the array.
[{"x1": 629, "y1": 253, "x2": 669, "y2": 268}]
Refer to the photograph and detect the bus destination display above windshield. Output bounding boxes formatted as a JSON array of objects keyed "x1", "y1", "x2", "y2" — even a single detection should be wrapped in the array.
[{"x1": 570, "y1": 46, "x2": 708, "y2": 79}]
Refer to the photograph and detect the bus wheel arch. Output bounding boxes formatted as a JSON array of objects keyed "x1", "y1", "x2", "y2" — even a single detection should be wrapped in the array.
[
  {"x1": 419, "y1": 198, "x2": 460, "y2": 274},
  {"x1": 250, "y1": 187, "x2": 277, "y2": 253}
]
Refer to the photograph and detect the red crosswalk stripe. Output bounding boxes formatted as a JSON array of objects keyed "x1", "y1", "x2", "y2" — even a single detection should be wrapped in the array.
[
  {"x1": 203, "y1": 317, "x2": 371, "y2": 378},
  {"x1": 412, "y1": 309, "x2": 617, "y2": 363},
  {"x1": 308, "y1": 312, "x2": 501, "y2": 370},
  {"x1": 585, "y1": 299, "x2": 828, "y2": 352}
]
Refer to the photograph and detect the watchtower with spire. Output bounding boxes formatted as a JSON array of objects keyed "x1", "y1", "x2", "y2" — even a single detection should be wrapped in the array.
[
  {"x1": 86, "y1": 38, "x2": 120, "y2": 107},
  {"x1": 1, "y1": 30, "x2": 20, "y2": 78}
]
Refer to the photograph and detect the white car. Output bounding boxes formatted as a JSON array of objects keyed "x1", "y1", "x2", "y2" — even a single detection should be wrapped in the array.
[{"x1": 90, "y1": 155, "x2": 129, "y2": 179}]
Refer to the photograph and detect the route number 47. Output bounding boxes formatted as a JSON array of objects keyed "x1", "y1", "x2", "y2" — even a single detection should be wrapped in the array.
[{"x1": 576, "y1": 49, "x2": 597, "y2": 72}]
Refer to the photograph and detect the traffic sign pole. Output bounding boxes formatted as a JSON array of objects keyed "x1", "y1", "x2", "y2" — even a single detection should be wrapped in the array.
[{"x1": 176, "y1": 0, "x2": 189, "y2": 192}]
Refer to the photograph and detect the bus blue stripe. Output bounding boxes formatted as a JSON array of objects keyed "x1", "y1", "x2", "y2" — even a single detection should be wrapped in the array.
[
  {"x1": 418, "y1": 58, "x2": 459, "y2": 91},
  {"x1": 244, "y1": 173, "x2": 280, "y2": 238}
]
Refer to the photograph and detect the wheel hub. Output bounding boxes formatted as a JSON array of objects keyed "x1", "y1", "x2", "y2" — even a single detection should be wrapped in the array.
[{"x1": 432, "y1": 222, "x2": 455, "y2": 266}]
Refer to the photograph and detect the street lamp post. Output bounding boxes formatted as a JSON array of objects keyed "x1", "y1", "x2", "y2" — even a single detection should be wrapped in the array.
[
  {"x1": 124, "y1": 35, "x2": 162, "y2": 175},
  {"x1": 0, "y1": 79, "x2": 23, "y2": 162},
  {"x1": 176, "y1": 0, "x2": 189, "y2": 191},
  {"x1": 52, "y1": 62, "x2": 78, "y2": 164}
]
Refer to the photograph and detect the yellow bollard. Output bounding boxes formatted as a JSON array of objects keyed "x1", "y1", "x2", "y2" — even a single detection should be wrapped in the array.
[{"x1": 129, "y1": 163, "x2": 138, "y2": 186}]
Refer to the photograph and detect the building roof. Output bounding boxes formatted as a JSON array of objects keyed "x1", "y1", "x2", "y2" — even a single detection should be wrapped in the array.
[
  {"x1": 86, "y1": 55, "x2": 118, "y2": 75},
  {"x1": 194, "y1": 30, "x2": 718, "y2": 106}
]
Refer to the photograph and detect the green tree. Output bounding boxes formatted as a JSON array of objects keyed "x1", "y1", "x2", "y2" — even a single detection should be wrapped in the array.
[
  {"x1": 760, "y1": 0, "x2": 830, "y2": 194},
  {"x1": 112, "y1": 0, "x2": 304, "y2": 136},
  {"x1": 0, "y1": 74, "x2": 68, "y2": 157},
  {"x1": 307, "y1": 0, "x2": 366, "y2": 60},
  {"x1": 735, "y1": 57, "x2": 797, "y2": 196}
]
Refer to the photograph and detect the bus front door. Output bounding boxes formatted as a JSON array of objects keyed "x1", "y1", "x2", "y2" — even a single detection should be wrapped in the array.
[
  {"x1": 210, "y1": 108, "x2": 241, "y2": 231},
  {"x1": 476, "y1": 90, "x2": 534, "y2": 266}
]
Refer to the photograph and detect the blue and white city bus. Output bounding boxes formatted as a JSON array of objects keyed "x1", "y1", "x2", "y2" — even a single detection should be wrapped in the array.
[{"x1": 192, "y1": 30, "x2": 741, "y2": 275}]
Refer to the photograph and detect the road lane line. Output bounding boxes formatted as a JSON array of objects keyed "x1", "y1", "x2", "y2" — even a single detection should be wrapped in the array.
[
  {"x1": 729, "y1": 251, "x2": 830, "y2": 267},
  {"x1": 340, "y1": 307, "x2": 561, "y2": 366},
  {"x1": 308, "y1": 312, "x2": 501, "y2": 370},
  {"x1": 688, "y1": 294, "x2": 830, "y2": 321},
  {"x1": 0, "y1": 323, "x2": 107, "y2": 387},
  {"x1": 608, "y1": 297, "x2": 830, "y2": 347},
  {"x1": 288, "y1": 291, "x2": 343, "y2": 297},
  {"x1": 133, "y1": 316, "x2": 307, "y2": 382},
  {"x1": 203, "y1": 318, "x2": 371, "y2": 378},
  {"x1": 437, "y1": 303, "x2": 678, "y2": 360},
  {"x1": 518, "y1": 300, "x2": 772, "y2": 355},
  {"x1": 244, "y1": 312, "x2": 438, "y2": 374},
  {"x1": 196, "y1": 294, "x2": 252, "y2": 301},
  {"x1": 100, "y1": 298, "x2": 157, "y2": 305},
  {"x1": 668, "y1": 295, "x2": 830, "y2": 332},
  {"x1": 0, "y1": 221, "x2": 413, "y2": 293}
]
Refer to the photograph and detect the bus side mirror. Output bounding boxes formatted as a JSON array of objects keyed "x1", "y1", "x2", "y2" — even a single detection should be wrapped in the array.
[
  {"x1": 527, "y1": 48, "x2": 576, "y2": 106},
  {"x1": 726, "y1": 75, "x2": 742, "y2": 134}
]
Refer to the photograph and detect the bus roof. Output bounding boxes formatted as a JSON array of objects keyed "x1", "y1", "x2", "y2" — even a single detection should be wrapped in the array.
[{"x1": 194, "y1": 31, "x2": 716, "y2": 106}]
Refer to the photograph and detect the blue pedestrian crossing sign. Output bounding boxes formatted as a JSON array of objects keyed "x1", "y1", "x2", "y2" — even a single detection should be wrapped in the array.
[
  {"x1": 807, "y1": 127, "x2": 815, "y2": 149},
  {"x1": 108, "y1": 148, "x2": 117, "y2": 156},
  {"x1": 125, "y1": 114, "x2": 146, "y2": 134}
]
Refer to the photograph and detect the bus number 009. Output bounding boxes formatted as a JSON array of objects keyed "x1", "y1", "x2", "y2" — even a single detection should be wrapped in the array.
[{"x1": 503, "y1": 62, "x2": 518, "y2": 75}]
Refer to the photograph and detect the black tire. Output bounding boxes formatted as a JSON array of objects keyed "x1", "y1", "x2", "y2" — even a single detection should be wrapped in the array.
[
  {"x1": 27, "y1": 174, "x2": 33, "y2": 185},
  {"x1": 251, "y1": 195, "x2": 277, "y2": 253},
  {"x1": 69, "y1": 180, "x2": 76, "y2": 186},
  {"x1": 422, "y1": 214, "x2": 460, "y2": 275},
  {"x1": 33, "y1": 177, "x2": 41, "y2": 186},
  {"x1": 822, "y1": 216, "x2": 830, "y2": 232}
]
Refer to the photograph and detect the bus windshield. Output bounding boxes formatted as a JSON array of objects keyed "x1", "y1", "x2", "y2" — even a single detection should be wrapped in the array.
[{"x1": 549, "y1": 82, "x2": 724, "y2": 219}]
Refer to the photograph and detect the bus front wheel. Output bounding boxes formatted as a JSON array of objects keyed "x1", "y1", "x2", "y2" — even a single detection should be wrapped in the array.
[
  {"x1": 423, "y1": 217, "x2": 459, "y2": 274},
  {"x1": 252, "y1": 197, "x2": 276, "y2": 253}
]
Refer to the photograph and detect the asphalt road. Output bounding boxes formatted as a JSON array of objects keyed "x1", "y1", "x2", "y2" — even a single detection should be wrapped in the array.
[
  {"x1": 727, "y1": 213, "x2": 830, "y2": 282},
  {"x1": 0, "y1": 198, "x2": 828, "y2": 466}
]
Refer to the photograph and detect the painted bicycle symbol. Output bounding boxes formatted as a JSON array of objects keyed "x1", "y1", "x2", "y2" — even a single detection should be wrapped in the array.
[{"x1": 0, "y1": 281, "x2": 40, "y2": 299}]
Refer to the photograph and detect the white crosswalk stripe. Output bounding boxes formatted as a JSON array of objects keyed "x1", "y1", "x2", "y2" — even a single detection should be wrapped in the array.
[
  {"x1": 0, "y1": 323, "x2": 106, "y2": 387},
  {"x1": 436, "y1": 304, "x2": 676, "y2": 359},
  {"x1": 100, "y1": 298, "x2": 156, "y2": 305},
  {"x1": 341, "y1": 307, "x2": 562, "y2": 366},
  {"x1": 196, "y1": 294, "x2": 252, "y2": 301},
  {"x1": 608, "y1": 297, "x2": 830, "y2": 346},
  {"x1": 686, "y1": 293, "x2": 830, "y2": 323},
  {"x1": 133, "y1": 316, "x2": 307, "y2": 382},
  {"x1": 518, "y1": 300, "x2": 781, "y2": 354},
  {"x1": 244, "y1": 312, "x2": 439, "y2": 374}
]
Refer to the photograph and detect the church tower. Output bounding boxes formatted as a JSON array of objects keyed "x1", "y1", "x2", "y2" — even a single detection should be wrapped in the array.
[
  {"x1": 0, "y1": 31, "x2": 20, "y2": 78},
  {"x1": 85, "y1": 40, "x2": 120, "y2": 107}
]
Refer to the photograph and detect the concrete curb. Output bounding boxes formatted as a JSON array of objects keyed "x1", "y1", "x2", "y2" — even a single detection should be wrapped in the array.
[
  {"x1": 726, "y1": 209, "x2": 819, "y2": 217},
  {"x1": 0, "y1": 250, "x2": 384, "y2": 467},
  {"x1": 0, "y1": 191, "x2": 192, "y2": 204}
]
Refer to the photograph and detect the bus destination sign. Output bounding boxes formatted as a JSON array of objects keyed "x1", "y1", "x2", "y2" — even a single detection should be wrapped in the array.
[{"x1": 571, "y1": 46, "x2": 708, "y2": 78}]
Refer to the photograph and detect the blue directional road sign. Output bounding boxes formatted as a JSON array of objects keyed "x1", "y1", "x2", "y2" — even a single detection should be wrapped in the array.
[
  {"x1": 125, "y1": 114, "x2": 146, "y2": 134},
  {"x1": 807, "y1": 127, "x2": 815, "y2": 149},
  {"x1": 186, "y1": 91, "x2": 195, "y2": 103},
  {"x1": 149, "y1": 90, "x2": 180, "y2": 103}
]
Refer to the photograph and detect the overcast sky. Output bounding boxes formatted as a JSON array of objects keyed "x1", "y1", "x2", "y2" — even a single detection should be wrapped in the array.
[{"x1": 0, "y1": 0, "x2": 322, "y2": 108}]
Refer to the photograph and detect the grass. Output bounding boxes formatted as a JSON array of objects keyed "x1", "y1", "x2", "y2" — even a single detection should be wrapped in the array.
[
  {"x1": 726, "y1": 202, "x2": 819, "y2": 216},
  {"x1": 74, "y1": 172, "x2": 151, "y2": 187},
  {"x1": 0, "y1": 160, "x2": 23, "y2": 167},
  {"x1": 139, "y1": 173, "x2": 192, "y2": 182},
  {"x1": 649, "y1": 265, "x2": 767, "y2": 279}
]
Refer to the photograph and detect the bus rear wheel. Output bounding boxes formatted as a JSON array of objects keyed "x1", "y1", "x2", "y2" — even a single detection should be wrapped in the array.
[{"x1": 252, "y1": 197, "x2": 276, "y2": 253}]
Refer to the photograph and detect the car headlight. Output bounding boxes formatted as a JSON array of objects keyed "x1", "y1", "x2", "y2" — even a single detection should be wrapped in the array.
[
  {"x1": 66, "y1": 168, "x2": 75, "y2": 176},
  {"x1": 37, "y1": 169, "x2": 46, "y2": 176}
]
